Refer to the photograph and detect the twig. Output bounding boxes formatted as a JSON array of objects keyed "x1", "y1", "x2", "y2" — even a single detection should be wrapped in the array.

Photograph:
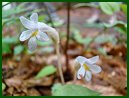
[
  {"x1": 65, "y1": 2, "x2": 70, "y2": 69},
  {"x1": 2, "y1": 2, "x2": 11, "y2": 7}
]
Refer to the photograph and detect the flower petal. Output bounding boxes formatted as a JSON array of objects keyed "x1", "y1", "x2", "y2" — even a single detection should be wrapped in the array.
[
  {"x1": 77, "y1": 66, "x2": 85, "y2": 79},
  {"x1": 89, "y1": 64, "x2": 102, "y2": 74},
  {"x1": 28, "y1": 37, "x2": 37, "y2": 51},
  {"x1": 19, "y1": 30, "x2": 32, "y2": 41},
  {"x1": 88, "y1": 56, "x2": 99, "y2": 64},
  {"x1": 30, "y1": 13, "x2": 38, "y2": 23},
  {"x1": 37, "y1": 22, "x2": 50, "y2": 30},
  {"x1": 38, "y1": 22, "x2": 60, "y2": 43},
  {"x1": 75, "y1": 56, "x2": 89, "y2": 65},
  {"x1": 20, "y1": 16, "x2": 35, "y2": 29},
  {"x1": 36, "y1": 31, "x2": 49, "y2": 41},
  {"x1": 85, "y1": 71, "x2": 92, "y2": 81}
]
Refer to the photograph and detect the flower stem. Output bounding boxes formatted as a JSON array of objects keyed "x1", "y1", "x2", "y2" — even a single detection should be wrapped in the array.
[
  {"x1": 56, "y1": 43, "x2": 65, "y2": 84},
  {"x1": 74, "y1": 61, "x2": 79, "y2": 83},
  {"x1": 73, "y1": 70, "x2": 77, "y2": 83}
]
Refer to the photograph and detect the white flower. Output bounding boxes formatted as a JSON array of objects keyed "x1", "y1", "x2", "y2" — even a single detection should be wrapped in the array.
[
  {"x1": 75, "y1": 56, "x2": 102, "y2": 81},
  {"x1": 19, "y1": 13, "x2": 59, "y2": 51}
]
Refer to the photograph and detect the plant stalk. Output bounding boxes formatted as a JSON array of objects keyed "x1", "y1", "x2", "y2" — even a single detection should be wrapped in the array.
[
  {"x1": 65, "y1": 2, "x2": 70, "y2": 69},
  {"x1": 56, "y1": 43, "x2": 65, "y2": 84},
  {"x1": 73, "y1": 70, "x2": 77, "y2": 83}
]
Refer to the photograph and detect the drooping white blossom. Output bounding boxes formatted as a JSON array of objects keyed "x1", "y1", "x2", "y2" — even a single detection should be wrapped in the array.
[
  {"x1": 19, "y1": 13, "x2": 59, "y2": 51},
  {"x1": 75, "y1": 56, "x2": 102, "y2": 81}
]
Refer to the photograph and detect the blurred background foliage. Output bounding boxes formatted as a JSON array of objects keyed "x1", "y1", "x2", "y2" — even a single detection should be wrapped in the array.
[{"x1": 2, "y1": 2, "x2": 127, "y2": 56}]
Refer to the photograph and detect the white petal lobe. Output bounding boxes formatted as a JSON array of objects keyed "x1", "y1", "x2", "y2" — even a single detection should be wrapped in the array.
[
  {"x1": 75, "y1": 56, "x2": 88, "y2": 65},
  {"x1": 30, "y1": 13, "x2": 38, "y2": 23},
  {"x1": 88, "y1": 56, "x2": 99, "y2": 64},
  {"x1": 37, "y1": 22, "x2": 50, "y2": 30},
  {"x1": 89, "y1": 64, "x2": 102, "y2": 74},
  {"x1": 28, "y1": 37, "x2": 37, "y2": 51},
  {"x1": 36, "y1": 31, "x2": 49, "y2": 41},
  {"x1": 20, "y1": 16, "x2": 35, "y2": 29},
  {"x1": 19, "y1": 30, "x2": 32, "y2": 41},
  {"x1": 77, "y1": 66, "x2": 85, "y2": 79},
  {"x1": 85, "y1": 71, "x2": 92, "y2": 81}
]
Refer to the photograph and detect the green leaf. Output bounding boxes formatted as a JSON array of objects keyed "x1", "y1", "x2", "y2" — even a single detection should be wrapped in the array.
[
  {"x1": 2, "y1": 83, "x2": 6, "y2": 91},
  {"x1": 72, "y1": 30, "x2": 92, "y2": 45},
  {"x1": 2, "y1": 3, "x2": 27, "y2": 18},
  {"x1": 52, "y1": 83, "x2": 101, "y2": 96},
  {"x1": 107, "y1": 2, "x2": 120, "y2": 13},
  {"x1": 120, "y1": 4, "x2": 127, "y2": 15},
  {"x1": 95, "y1": 34, "x2": 117, "y2": 45},
  {"x1": 103, "y1": 21, "x2": 127, "y2": 34},
  {"x1": 99, "y1": 2, "x2": 113, "y2": 15},
  {"x1": 99, "y1": 2, "x2": 120, "y2": 15},
  {"x1": 14, "y1": 45, "x2": 24, "y2": 55},
  {"x1": 35, "y1": 65, "x2": 57, "y2": 79},
  {"x1": 73, "y1": 3, "x2": 98, "y2": 9},
  {"x1": 2, "y1": 43, "x2": 11, "y2": 54},
  {"x1": 2, "y1": 36, "x2": 19, "y2": 55},
  {"x1": 97, "y1": 48, "x2": 107, "y2": 55},
  {"x1": 38, "y1": 15, "x2": 46, "y2": 22},
  {"x1": 104, "y1": 21, "x2": 126, "y2": 28},
  {"x1": 39, "y1": 47, "x2": 54, "y2": 53},
  {"x1": 2, "y1": 18, "x2": 12, "y2": 26},
  {"x1": 114, "y1": 27, "x2": 127, "y2": 34},
  {"x1": 37, "y1": 40, "x2": 52, "y2": 46},
  {"x1": 2, "y1": 36, "x2": 18, "y2": 44}
]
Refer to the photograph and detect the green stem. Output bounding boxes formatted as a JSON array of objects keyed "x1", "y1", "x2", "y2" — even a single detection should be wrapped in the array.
[
  {"x1": 74, "y1": 61, "x2": 80, "y2": 83},
  {"x1": 56, "y1": 43, "x2": 65, "y2": 84},
  {"x1": 73, "y1": 70, "x2": 77, "y2": 83}
]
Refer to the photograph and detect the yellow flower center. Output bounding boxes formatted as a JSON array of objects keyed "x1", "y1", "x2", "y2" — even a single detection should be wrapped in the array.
[
  {"x1": 83, "y1": 63, "x2": 90, "y2": 71},
  {"x1": 31, "y1": 30, "x2": 38, "y2": 37}
]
